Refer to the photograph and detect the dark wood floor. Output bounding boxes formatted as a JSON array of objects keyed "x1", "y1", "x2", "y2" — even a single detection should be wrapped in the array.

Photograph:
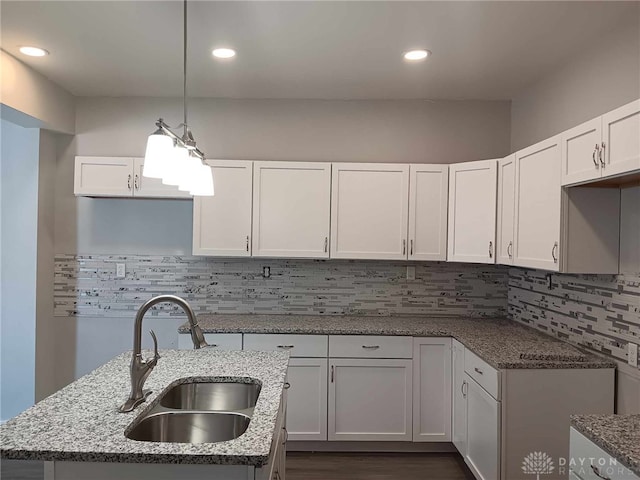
[
  {"x1": 1, "y1": 453, "x2": 474, "y2": 479},
  {"x1": 287, "y1": 452, "x2": 475, "y2": 480}
]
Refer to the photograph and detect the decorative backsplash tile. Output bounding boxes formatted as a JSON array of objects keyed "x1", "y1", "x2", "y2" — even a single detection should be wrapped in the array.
[
  {"x1": 54, "y1": 255, "x2": 508, "y2": 318},
  {"x1": 508, "y1": 268, "x2": 640, "y2": 366}
]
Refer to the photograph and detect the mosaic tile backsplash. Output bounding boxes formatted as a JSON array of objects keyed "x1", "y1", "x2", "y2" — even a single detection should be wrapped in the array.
[
  {"x1": 508, "y1": 268, "x2": 640, "y2": 367},
  {"x1": 54, "y1": 255, "x2": 508, "y2": 318}
]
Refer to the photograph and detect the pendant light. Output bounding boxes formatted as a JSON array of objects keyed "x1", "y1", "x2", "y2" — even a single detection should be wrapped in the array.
[{"x1": 142, "y1": 0, "x2": 214, "y2": 196}]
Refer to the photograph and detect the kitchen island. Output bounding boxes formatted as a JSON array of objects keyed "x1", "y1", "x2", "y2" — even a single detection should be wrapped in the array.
[{"x1": 0, "y1": 349, "x2": 290, "y2": 480}]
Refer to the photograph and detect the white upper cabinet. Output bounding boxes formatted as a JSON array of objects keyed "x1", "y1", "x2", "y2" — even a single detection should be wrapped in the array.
[
  {"x1": 74, "y1": 156, "x2": 191, "y2": 198},
  {"x1": 331, "y1": 163, "x2": 409, "y2": 260},
  {"x1": 561, "y1": 99, "x2": 640, "y2": 186},
  {"x1": 513, "y1": 135, "x2": 562, "y2": 272},
  {"x1": 74, "y1": 156, "x2": 135, "y2": 197},
  {"x1": 561, "y1": 117, "x2": 603, "y2": 186},
  {"x1": 496, "y1": 155, "x2": 515, "y2": 266},
  {"x1": 408, "y1": 165, "x2": 448, "y2": 261},
  {"x1": 447, "y1": 159, "x2": 498, "y2": 264},
  {"x1": 252, "y1": 161, "x2": 331, "y2": 258},
  {"x1": 193, "y1": 160, "x2": 253, "y2": 257},
  {"x1": 133, "y1": 158, "x2": 192, "y2": 199},
  {"x1": 602, "y1": 99, "x2": 640, "y2": 177}
]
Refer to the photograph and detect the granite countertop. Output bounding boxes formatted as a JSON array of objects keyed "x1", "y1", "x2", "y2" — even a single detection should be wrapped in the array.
[
  {"x1": 571, "y1": 414, "x2": 640, "y2": 476},
  {"x1": 0, "y1": 349, "x2": 289, "y2": 466},
  {"x1": 180, "y1": 315, "x2": 615, "y2": 370}
]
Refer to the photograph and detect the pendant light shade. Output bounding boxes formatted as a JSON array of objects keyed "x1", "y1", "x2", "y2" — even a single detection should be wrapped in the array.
[
  {"x1": 189, "y1": 164, "x2": 215, "y2": 196},
  {"x1": 162, "y1": 145, "x2": 190, "y2": 186},
  {"x1": 178, "y1": 153, "x2": 204, "y2": 191},
  {"x1": 143, "y1": 129, "x2": 173, "y2": 179}
]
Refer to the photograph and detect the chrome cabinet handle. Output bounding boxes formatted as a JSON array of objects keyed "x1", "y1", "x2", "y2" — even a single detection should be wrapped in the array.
[
  {"x1": 461, "y1": 380, "x2": 468, "y2": 398},
  {"x1": 593, "y1": 144, "x2": 600, "y2": 168},
  {"x1": 362, "y1": 345, "x2": 380, "y2": 350},
  {"x1": 410, "y1": 239, "x2": 414, "y2": 256},
  {"x1": 507, "y1": 241, "x2": 513, "y2": 259},
  {"x1": 324, "y1": 237, "x2": 328, "y2": 253},
  {"x1": 282, "y1": 427, "x2": 288, "y2": 446},
  {"x1": 403, "y1": 239, "x2": 406, "y2": 255},
  {"x1": 127, "y1": 174, "x2": 132, "y2": 190},
  {"x1": 552, "y1": 242, "x2": 558, "y2": 263},
  {"x1": 474, "y1": 367, "x2": 483, "y2": 375},
  {"x1": 591, "y1": 465, "x2": 612, "y2": 480},
  {"x1": 277, "y1": 345, "x2": 295, "y2": 350},
  {"x1": 489, "y1": 241, "x2": 493, "y2": 258},
  {"x1": 246, "y1": 235, "x2": 250, "y2": 252},
  {"x1": 599, "y1": 142, "x2": 606, "y2": 167},
  {"x1": 134, "y1": 174, "x2": 139, "y2": 190},
  {"x1": 331, "y1": 365, "x2": 334, "y2": 383}
]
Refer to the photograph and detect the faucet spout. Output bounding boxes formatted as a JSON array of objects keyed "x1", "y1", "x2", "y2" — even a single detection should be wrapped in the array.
[{"x1": 118, "y1": 295, "x2": 208, "y2": 413}]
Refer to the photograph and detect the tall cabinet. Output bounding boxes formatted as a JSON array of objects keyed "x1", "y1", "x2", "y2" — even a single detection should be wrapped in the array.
[{"x1": 447, "y1": 159, "x2": 498, "y2": 264}]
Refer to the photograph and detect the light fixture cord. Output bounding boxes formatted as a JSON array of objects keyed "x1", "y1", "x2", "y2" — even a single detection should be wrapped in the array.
[{"x1": 183, "y1": 0, "x2": 188, "y2": 139}]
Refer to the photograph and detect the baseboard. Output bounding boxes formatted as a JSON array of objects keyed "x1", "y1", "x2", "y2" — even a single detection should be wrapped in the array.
[{"x1": 287, "y1": 441, "x2": 457, "y2": 453}]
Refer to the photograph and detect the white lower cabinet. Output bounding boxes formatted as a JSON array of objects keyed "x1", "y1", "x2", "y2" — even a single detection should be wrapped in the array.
[
  {"x1": 286, "y1": 358, "x2": 328, "y2": 441},
  {"x1": 328, "y1": 358, "x2": 413, "y2": 441},
  {"x1": 412, "y1": 338, "x2": 451, "y2": 442},
  {"x1": 451, "y1": 339, "x2": 467, "y2": 456},
  {"x1": 465, "y1": 373, "x2": 501, "y2": 480},
  {"x1": 569, "y1": 427, "x2": 639, "y2": 480}
]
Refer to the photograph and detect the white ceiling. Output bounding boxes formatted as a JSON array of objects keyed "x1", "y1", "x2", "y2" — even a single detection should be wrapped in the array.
[{"x1": 1, "y1": 1, "x2": 637, "y2": 100}]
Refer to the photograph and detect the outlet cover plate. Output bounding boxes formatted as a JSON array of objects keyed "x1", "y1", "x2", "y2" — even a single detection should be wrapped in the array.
[
  {"x1": 628, "y1": 343, "x2": 638, "y2": 367},
  {"x1": 116, "y1": 263, "x2": 126, "y2": 279}
]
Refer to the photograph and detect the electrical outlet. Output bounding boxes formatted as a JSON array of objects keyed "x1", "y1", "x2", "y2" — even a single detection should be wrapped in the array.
[
  {"x1": 406, "y1": 266, "x2": 416, "y2": 281},
  {"x1": 262, "y1": 266, "x2": 271, "y2": 279},
  {"x1": 116, "y1": 263, "x2": 126, "y2": 279},
  {"x1": 628, "y1": 342, "x2": 638, "y2": 368}
]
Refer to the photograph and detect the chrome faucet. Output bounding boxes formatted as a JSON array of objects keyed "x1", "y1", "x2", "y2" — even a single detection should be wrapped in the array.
[{"x1": 119, "y1": 295, "x2": 209, "y2": 412}]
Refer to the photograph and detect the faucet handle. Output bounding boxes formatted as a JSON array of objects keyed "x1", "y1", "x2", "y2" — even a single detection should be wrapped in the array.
[{"x1": 147, "y1": 329, "x2": 160, "y2": 366}]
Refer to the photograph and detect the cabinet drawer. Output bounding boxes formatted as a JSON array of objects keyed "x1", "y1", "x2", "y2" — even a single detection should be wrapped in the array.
[
  {"x1": 329, "y1": 335, "x2": 413, "y2": 359},
  {"x1": 244, "y1": 334, "x2": 328, "y2": 357},
  {"x1": 570, "y1": 427, "x2": 640, "y2": 480},
  {"x1": 464, "y1": 349, "x2": 500, "y2": 399},
  {"x1": 177, "y1": 333, "x2": 242, "y2": 350}
]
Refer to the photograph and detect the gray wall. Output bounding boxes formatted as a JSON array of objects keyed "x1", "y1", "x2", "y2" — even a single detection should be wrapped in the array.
[
  {"x1": 0, "y1": 119, "x2": 40, "y2": 421},
  {"x1": 510, "y1": 15, "x2": 640, "y2": 151}
]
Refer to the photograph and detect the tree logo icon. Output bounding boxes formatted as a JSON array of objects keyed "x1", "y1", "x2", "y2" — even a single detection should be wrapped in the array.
[{"x1": 522, "y1": 451, "x2": 555, "y2": 479}]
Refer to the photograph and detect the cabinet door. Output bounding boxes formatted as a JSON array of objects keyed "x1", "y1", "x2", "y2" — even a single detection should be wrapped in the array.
[
  {"x1": 602, "y1": 99, "x2": 640, "y2": 178},
  {"x1": 74, "y1": 156, "x2": 134, "y2": 197},
  {"x1": 447, "y1": 159, "x2": 497, "y2": 264},
  {"x1": 408, "y1": 165, "x2": 448, "y2": 261},
  {"x1": 286, "y1": 358, "x2": 328, "y2": 441},
  {"x1": 253, "y1": 161, "x2": 331, "y2": 258},
  {"x1": 331, "y1": 163, "x2": 409, "y2": 260},
  {"x1": 193, "y1": 160, "x2": 253, "y2": 257},
  {"x1": 466, "y1": 375, "x2": 500, "y2": 480},
  {"x1": 560, "y1": 117, "x2": 603, "y2": 186},
  {"x1": 496, "y1": 155, "x2": 516, "y2": 265},
  {"x1": 452, "y1": 340, "x2": 467, "y2": 456},
  {"x1": 412, "y1": 338, "x2": 451, "y2": 442},
  {"x1": 328, "y1": 358, "x2": 412, "y2": 441},
  {"x1": 514, "y1": 135, "x2": 562, "y2": 271},
  {"x1": 133, "y1": 158, "x2": 192, "y2": 199}
]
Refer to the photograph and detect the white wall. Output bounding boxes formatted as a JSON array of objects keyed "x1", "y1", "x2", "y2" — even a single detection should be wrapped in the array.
[
  {"x1": 0, "y1": 51, "x2": 75, "y2": 135},
  {"x1": 511, "y1": 15, "x2": 640, "y2": 151},
  {"x1": 0, "y1": 119, "x2": 40, "y2": 421}
]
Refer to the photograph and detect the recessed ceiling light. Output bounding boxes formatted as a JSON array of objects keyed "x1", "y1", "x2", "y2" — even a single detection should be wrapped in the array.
[
  {"x1": 19, "y1": 46, "x2": 49, "y2": 57},
  {"x1": 212, "y1": 48, "x2": 236, "y2": 59},
  {"x1": 403, "y1": 49, "x2": 430, "y2": 61}
]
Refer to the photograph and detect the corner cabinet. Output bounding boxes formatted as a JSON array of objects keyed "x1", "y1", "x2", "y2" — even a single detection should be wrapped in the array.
[
  {"x1": 408, "y1": 164, "x2": 449, "y2": 261},
  {"x1": 252, "y1": 161, "x2": 331, "y2": 258},
  {"x1": 192, "y1": 160, "x2": 253, "y2": 257},
  {"x1": 330, "y1": 163, "x2": 409, "y2": 260},
  {"x1": 412, "y1": 338, "x2": 451, "y2": 442},
  {"x1": 513, "y1": 136, "x2": 562, "y2": 271},
  {"x1": 74, "y1": 156, "x2": 191, "y2": 198},
  {"x1": 447, "y1": 159, "x2": 498, "y2": 264}
]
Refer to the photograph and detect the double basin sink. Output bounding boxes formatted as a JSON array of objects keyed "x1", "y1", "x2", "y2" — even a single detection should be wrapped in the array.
[{"x1": 126, "y1": 381, "x2": 261, "y2": 444}]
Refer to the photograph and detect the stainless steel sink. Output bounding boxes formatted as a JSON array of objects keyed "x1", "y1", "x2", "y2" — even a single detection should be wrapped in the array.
[
  {"x1": 126, "y1": 411, "x2": 250, "y2": 443},
  {"x1": 159, "y1": 382, "x2": 261, "y2": 411}
]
